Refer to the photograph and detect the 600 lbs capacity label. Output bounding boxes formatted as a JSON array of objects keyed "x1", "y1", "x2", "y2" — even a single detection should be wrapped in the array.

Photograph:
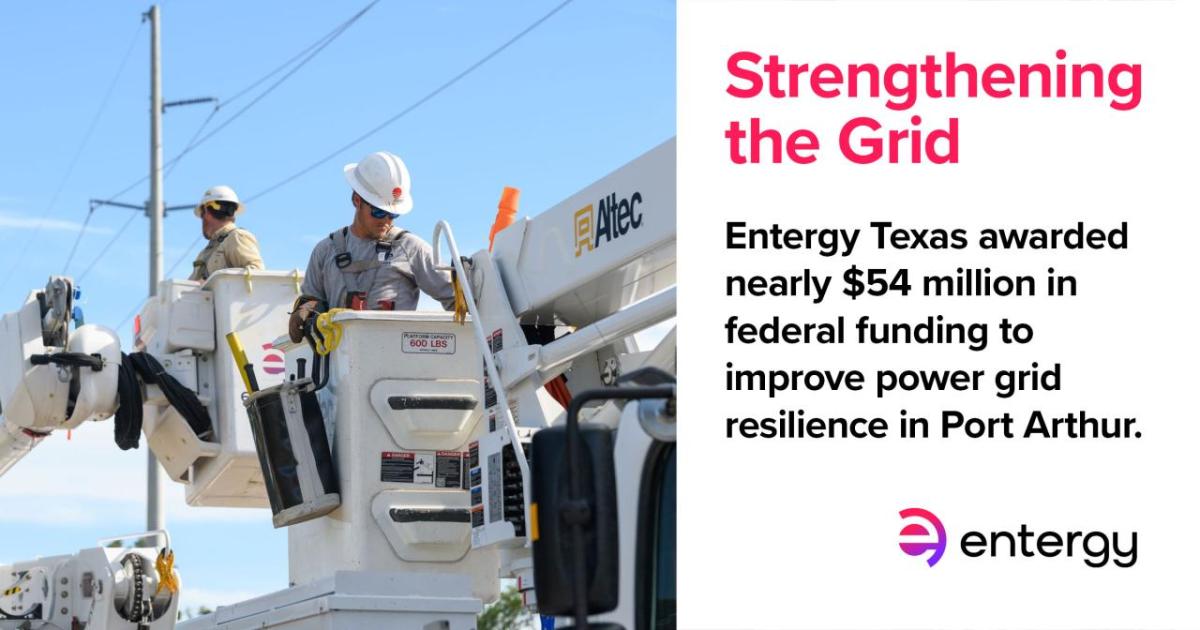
[{"x1": 402, "y1": 332, "x2": 456, "y2": 355}]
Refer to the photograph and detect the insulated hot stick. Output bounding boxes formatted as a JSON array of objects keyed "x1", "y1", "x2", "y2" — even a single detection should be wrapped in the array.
[{"x1": 225, "y1": 332, "x2": 260, "y2": 394}]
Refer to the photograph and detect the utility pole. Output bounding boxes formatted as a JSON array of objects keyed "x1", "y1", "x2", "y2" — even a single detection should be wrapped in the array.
[
  {"x1": 147, "y1": 2, "x2": 165, "y2": 541},
  {"x1": 90, "y1": 6, "x2": 213, "y2": 542}
]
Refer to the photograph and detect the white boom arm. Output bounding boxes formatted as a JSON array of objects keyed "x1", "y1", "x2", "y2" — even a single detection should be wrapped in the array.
[
  {"x1": 0, "y1": 531, "x2": 178, "y2": 630},
  {"x1": 0, "y1": 277, "x2": 121, "y2": 476}
]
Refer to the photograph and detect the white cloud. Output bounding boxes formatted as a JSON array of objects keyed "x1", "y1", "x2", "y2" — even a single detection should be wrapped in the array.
[
  {"x1": 0, "y1": 425, "x2": 144, "y2": 503},
  {"x1": 0, "y1": 422, "x2": 268, "y2": 525},
  {"x1": 0, "y1": 212, "x2": 114, "y2": 234},
  {"x1": 0, "y1": 493, "x2": 134, "y2": 525},
  {"x1": 163, "y1": 482, "x2": 273, "y2": 523}
]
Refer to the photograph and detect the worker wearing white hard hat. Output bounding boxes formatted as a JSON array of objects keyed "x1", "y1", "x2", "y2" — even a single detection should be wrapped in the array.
[
  {"x1": 289, "y1": 152, "x2": 455, "y2": 342},
  {"x1": 188, "y1": 185, "x2": 264, "y2": 282}
]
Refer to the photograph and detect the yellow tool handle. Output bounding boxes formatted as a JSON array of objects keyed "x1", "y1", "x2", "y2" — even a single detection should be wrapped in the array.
[{"x1": 225, "y1": 331, "x2": 257, "y2": 393}]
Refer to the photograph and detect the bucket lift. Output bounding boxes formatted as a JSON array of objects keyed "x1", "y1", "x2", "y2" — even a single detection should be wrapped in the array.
[{"x1": 0, "y1": 138, "x2": 676, "y2": 630}]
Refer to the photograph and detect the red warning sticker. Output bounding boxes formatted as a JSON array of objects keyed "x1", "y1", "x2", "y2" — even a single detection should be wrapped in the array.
[{"x1": 380, "y1": 452, "x2": 415, "y2": 483}]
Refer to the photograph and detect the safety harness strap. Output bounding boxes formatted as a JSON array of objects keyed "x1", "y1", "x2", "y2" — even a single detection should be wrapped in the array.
[
  {"x1": 194, "y1": 228, "x2": 239, "y2": 280},
  {"x1": 328, "y1": 226, "x2": 409, "y2": 306}
]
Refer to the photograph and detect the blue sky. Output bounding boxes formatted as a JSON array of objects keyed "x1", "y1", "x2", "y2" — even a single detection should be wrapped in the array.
[{"x1": 0, "y1": 0, "x2": 674, "y2": 612}]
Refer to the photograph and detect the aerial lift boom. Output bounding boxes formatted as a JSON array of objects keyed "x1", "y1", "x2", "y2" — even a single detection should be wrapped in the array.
[{"x1": 0, "y1": 138, "x2": 676, "y2": 630}]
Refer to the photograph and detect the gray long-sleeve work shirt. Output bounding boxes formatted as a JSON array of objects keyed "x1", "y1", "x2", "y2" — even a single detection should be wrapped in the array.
[{"x1": 300, "y1": 226, "x2": 455, "y2": 311}]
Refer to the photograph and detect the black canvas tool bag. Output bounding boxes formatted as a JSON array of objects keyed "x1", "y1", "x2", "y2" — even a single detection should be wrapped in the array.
[{"x1": 244, "y1": 377, "x2": 341, "y2": 527}]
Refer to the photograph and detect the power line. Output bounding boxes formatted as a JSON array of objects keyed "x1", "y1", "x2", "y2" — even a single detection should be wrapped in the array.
[
  {"x1": 161, "y1": 0, "x2": 577, "y2": 284},
  {"x1": 98, "y1": 1, "x2": 378, "y2": 204},
  {"x1": 246, "y1": 0, "x2": 577, "y2": 203},
  {"x1": 72, "y1": 2, "x2": 377, "y2": 282},
  {"x1": 0, "y1": 21, "x2": 145, "y2": 291},
  {"x1": 168, "y1": 1, "x2": 379, "y2": 169},
  {"x1": 76, "y1": 211, "x2": 139, "y2": 283},
  {"x1": 162, "y1": 104, "x2": 218, "y2": 180},
  {"x1": 166, "y1": 234, "x2": 204, "y2": 277},
  {"x1": 118, "y1": 230, "x2": 201, "y2": 331},
  {"x1": 84, "y1": 0, "x2": 576, "y2": 296},
  {"x1": 64, "y1": 100, "x2": 210, "y2": 272},
  {"x1": 116, "y1": 298, "x2": 146, "y2": 333},
  {"x1": 61, "y1": 205, "x2": 97, "y2": 274}
]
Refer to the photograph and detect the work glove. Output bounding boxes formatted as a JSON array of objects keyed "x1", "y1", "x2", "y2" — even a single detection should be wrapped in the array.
[{"x1": 289, "y1": 298, "x2": 320, "y2": 343}]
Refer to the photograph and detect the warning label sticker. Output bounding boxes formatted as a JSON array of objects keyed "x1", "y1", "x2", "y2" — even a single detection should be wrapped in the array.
[
  {"x1": 383, "y1": 450, "x2": 468, "y2": 487},
  {"x1": 402, "y1": 332, "x2": 456, "y2": 355},
  {"x1": 413, "y1": 453, "x2": 435, "y2": 485},
  {"x1": 483, "y1": 367, "x2": 497, "y2": 409},
  {"x1": 435, "y1": 450, "x2": 462, "y2": 488},
  {"x1": 380, "y1": 452, "x2": 414, "y2": 483}
]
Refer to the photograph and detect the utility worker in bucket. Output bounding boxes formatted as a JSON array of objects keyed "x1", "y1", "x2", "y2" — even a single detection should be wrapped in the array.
[
  {"x1": 288, "y1": 151, "x2": 455, "y2": 343},
  {"x1": 189, "y1": 185, "x2": 264, "y2": 281}
]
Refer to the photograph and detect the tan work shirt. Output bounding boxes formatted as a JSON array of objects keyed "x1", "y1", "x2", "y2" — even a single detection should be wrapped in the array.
[{"x1": 189, "y1": 223, "x2": 264, "y2": 281}]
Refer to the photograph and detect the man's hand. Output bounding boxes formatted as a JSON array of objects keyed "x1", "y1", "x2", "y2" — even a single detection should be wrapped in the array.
[{"x1": 289, "y1": 298, "x2": 320, "y2": 343}]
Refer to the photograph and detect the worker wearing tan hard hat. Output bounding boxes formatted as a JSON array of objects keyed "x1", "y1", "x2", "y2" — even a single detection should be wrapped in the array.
[
  {"x1": 288, "y1": 151, "x2": 455, "y2": 342},
  {"x1": 189, "y1": 185, "x2": 265, "y2": 282}
]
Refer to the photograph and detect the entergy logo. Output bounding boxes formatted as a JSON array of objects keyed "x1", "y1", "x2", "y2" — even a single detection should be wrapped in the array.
[
  {"x1": 573, "y1": 191, "x2": 644, "y2": 257},
  {"x1": 260, "y1": 342, "x2": 285, "y2": 375},
  {"x1": 898, "y1": 507, "x2": 946, "y2": 567}
]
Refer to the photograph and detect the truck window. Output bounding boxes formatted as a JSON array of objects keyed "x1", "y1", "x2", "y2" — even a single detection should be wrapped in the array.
[{"x1": 638, "y1": 444, "x2": 676, "y2": 630}]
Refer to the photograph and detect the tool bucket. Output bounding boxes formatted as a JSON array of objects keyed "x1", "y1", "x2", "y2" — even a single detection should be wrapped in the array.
[{"x1": 244, "y1": 378, "x2": 340, "y2": 527}]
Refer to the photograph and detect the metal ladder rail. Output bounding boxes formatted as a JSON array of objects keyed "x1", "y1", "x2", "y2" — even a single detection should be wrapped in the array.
[{"x1": 432, "y1": 220, "x2": 534, "y2": 546}]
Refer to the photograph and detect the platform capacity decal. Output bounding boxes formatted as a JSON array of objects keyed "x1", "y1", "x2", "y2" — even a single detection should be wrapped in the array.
[{"x1": 401, "y1": 332, "x2": 456, "y2": 355}]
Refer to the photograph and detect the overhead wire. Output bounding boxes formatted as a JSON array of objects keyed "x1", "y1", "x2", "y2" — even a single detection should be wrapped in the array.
[
  {"x1": 162, "y1": 105, "x2": 218, "y2": 180},
  {"x1": 96, "y1": 1, "x2": 378, "y2": 205},
  {"x1": 167, "y1": 1, "x2": 379, "y2": 167},
  {"x1": 118, "y1": 231, "x2": 200, "y2": 330},
  {"x1": 61, "y1": 205, "x2": 98, "y2": 274},
  {"x1": 166, "y1": 235, "x2": 204, "y2": 277},
  {"x1": 77, "y1": 211, "x2": 140, "y2": 282},
  {"x1": 72, "y1": 1, "x2": 377, "y2": 282},
  {"x1": 166, "y1": 0, "x2": 578, "y2": 274},
  {"x1": 103, "y1": 0, "x2": 577, "y2": 323},
  {"x1": 0, "y1": 21, "x2": 145, "y2": 291},
  {"x1": 64, "y1": 85, "x2": 213, "y2": 272},
  {"x1": 245, "y1": 0, "x2": 578, "y2": 204}
]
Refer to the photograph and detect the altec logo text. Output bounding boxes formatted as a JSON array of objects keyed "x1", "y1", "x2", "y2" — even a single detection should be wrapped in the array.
[
  {"x1": 574, "y1": 191, "x2": 644, "y2": 257},
  {"x1": 897, "y1": 508, "x2": 1138, "y2": 568}
]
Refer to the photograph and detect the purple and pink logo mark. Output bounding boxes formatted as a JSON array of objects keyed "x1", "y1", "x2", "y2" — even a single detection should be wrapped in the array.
[
  {"x1": 261, "y1": 342, "x2": 285, "y2": 376},
  {"x1": 899, "y1": 507, "x2": 946, "y2": 567}
]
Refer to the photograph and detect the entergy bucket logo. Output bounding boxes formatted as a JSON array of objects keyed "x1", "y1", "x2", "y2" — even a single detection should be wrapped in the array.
[{"x1": 260, "y1": 342, "x2": 285, "y2": 376}]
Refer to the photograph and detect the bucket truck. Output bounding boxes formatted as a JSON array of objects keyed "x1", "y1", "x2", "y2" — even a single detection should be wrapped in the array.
[{"x1": 0, "y1": 138, "x2": 677, "y2": 630}]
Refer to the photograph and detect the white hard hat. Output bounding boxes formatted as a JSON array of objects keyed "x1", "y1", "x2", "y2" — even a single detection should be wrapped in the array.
[
  {"x1": 343, "y1": 151, "x2": 413, "y2": 216},
  {"x1": 194, "y1": 185, "x2": 243, "y2": 218}
]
